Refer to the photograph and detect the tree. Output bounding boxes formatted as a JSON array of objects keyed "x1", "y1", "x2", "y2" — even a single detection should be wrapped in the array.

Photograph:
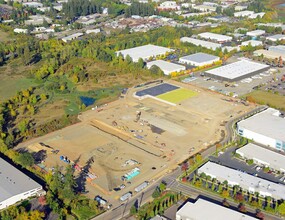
[
  {"x1": 159, "y1": 182, "x2": 166, "y2": 192},
  {"x1": 222, "y1": 189, "x2": 229, "y2": 198},
  {"x1": 130, "y1": 205, "x2": 137, "y2": 215},
  {"x1": 152, "y1": 187, "x2": 161, "y2": 198},
  {"x1": 17, "y1": 152, "x2": 35, "y2": 167},
  {"x1": 238, "y1": 203, "x2": 247, "y2": 213},
  {"x1": 278, "y1": 202, "x2": 285, "y2": 215}
]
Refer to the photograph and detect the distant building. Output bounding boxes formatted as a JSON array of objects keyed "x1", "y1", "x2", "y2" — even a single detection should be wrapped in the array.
[
  {"x1": 116, "y1": 44, "x2": 174, "y2": 62},
  {"x1": 24, "y1": 15, "x2": 52, "y2": 26},
  {"x1": 158, "y1": 1, "x2": 180, "y2": 10},
  {"x1": 146, "y1": 60, "x2": 185, "y2": 75},
  {"x1": 253, "y1": 49, "x2": 285, "y2": 60},
  {"x1": 237, "y1": 108, "x2": 285, "y2": 150},
  {"x1": 234, "y1": 5, "x2": 248, "y2": 11},
  {"x1": 22, "y1": 2, "x2": 43, "y2": 8},
  {"x1": 198, "y1": 32, "x2": 233, "y2": 43},
  {"x1": 236, "y1": 143, "x2": 285, "y2": 172},
  {"x1": 241, "y1": 40, "x2": 263, "y2": 47},
  {"x1": 14, "y1": 28, "x2": 28, "y2": 34},
  {"x1": 179, "y1": 52, "x2": 220, "y2": 67},
  {"x1": 0, "y1": 158, "x2": 44, "y2": 210},
  {"x1": 234, "y1": 10, "x2": 254, "y2": 17},
  {"x1": 205, "y1": 59, "x2": 269, "y2": 82},
  {"x1": 246, "y1": 30, "x2": 266, "y2": 37},
  {"x1": 176, "y1": 198, "x2": 258, "y2": 220},
  {"x1": 180, "y1": 37, "x2": 221, "y2": 50},
  {"x1": 62, "y1": 33, "x2": 84, "y2": 43},
  {"x1": 86, "y1": 29, "x2": 101, "y2": 34},
  {"x1": 266, "y1": 34, "x2": 285, "y2": 42},
  {"x1": 249, "y1": 12, "x2": 265, "y2": 19},
  {"x1": 192, "y1": 4, "x2": 216, "y2": 12}
]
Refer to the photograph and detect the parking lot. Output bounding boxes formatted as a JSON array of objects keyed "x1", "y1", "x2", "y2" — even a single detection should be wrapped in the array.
[{"x1": 184, "y1": 68, "x2": 285, "y2": 97}]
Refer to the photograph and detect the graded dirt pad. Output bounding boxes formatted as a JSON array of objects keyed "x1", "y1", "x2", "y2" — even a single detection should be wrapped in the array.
[{"x1": 17, "y1": 80, "x2": 254, "y2": 203}]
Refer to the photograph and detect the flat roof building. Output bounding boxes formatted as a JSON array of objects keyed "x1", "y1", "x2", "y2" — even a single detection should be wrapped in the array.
[
  {"x1": 176, "y1": 198, "x2": 258, "y2": 220},
  {"x1": 234, "y1": 10, "x2": 254, "y2": 17},
  {"x1": 116, "y1": 44, "x2": 174, "y2": 62},
  {"x1": 236, "y1": 143, "x2": 285, "y2": 172},
  {"x1": 205, "y1": 59, "x2": 269, "y2": 82},
  {"x1": 241, "y1": 40, "x2": 263, "y2": 47},
  {"x1": 0, "y1": 158, "x2": 43, "y2": 210},
  {"x1": 269, "y1": 45, "x2": 285, "y2": 54},
  {"x1": 198, "y1": 161, "x2": 285, "y2": 199},
  {"x1": 253, "y1": 49, "x2": 285, "y2": 60},
  {"x1": 179, "y1": 52, "x2": 220, "y2": 67},
  {"x1": 246, "y1": 30, "x2": 266, "y2": 37},
  {"x1": 198, "y1": 32, "x2": 233, "y2": 43},
  {"x1": 237, "y1": 108, "x2": 285, "y2": 150},
  {"x1": 266, "y1": 34, "x2": 285, "y2": 42},
  {"x1": 180, "y1": 37, "x2": 221, "y2": 51},
  {"x1": 146, "y1": 60, "x2": 185, "y2": 75},
  {"x1": 62, "y1": 33, "x2": 84, "y2": 43}
]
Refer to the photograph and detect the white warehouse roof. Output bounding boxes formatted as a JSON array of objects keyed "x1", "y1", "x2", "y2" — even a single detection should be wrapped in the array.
[
  {"x1": 179, "y1": 52, "x2": 219, "y2": 65},
  {"x1": 116, "y1": 44, "x2": 174, "y2": 62},
  {"x1": 246, "y1": 30, "x2": 265, "y2": 37},
  {"x1": 0, "y1": 158, "x2": 42, "y2": 205},
  {"x1": 205, "y1": 59, "x2": 269, "y2": 80},
  {"x1": 254, "y1": 49, "x2": 285, "y2": 60},
  {"x1": 236, "y1": 143, "x2": 285, "y2": 172},
  {"x1": 180, "y1": 37, "x2": 221, "y2": 50},
  {"x1": 241, "y1": 40, "x2": 263, "y2": 47},
  {"x1": 237, "y1": 108, "x2": 285, "y2": 143},
  {"x1": 176, "y1": 198, "x2": 257, "y2": 220},
  {"x1": 266, "y1": 34, "x2": 285, "y2": 42},
  {"x1": 146, "y1": 60, "x2": 185, "y2": 75},
  {"x1": 198, "y1": 161, "x2": 285, "y2": 200},
  {"x1": 198, "y1": 32, "x2": 233, "y2": 42}
]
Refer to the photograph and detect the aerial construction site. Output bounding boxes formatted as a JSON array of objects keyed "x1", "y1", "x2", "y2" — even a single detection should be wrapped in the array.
[{"x1": 17, "y1": 80, "x2": 255, "y2": 204}]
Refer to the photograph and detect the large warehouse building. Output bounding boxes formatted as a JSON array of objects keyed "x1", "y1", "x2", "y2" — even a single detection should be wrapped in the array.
[
  {"x1": 180, "y1": 37, "x2": 221, "y2": 51},
  {"x1": 146, "y1": 60, "x2": 185, "y2": 75},
  {"x1": 236, "y1": 143, "x2": 285, "y2": 172},
  {"x1": 237, "y1": 108, "x2": 285, "y2": 150},
  {"x1": 205, "y1": 59, "x2": 269, "y2": 82},
  {"x1": 198, "y1": 32, "x2": 233, "y2": 43},
  {"x1": 198, "y1": 161, "x2": 285, "y2": 199},
  {"x1": 115, "y1": 44, "x2": 174, "y2": 62},
  {"x1": 179, "y1": 52, "x2": 220, "y2": 67},
  {"x1": 176, "y1": 198, "x2": 257, "y2": 220},
  {"x1": 0, "y1": 158, "x2": 44, "y2": 210}
]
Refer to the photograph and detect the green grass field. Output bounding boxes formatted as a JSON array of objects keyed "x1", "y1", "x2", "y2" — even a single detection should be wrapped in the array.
[
  {"x1": 157, "y1": 88, "x2": 197, "y2": 104},
  {"x1": 244, "y1": 90, "x2": 285, "y2": 111},
  {"x1": 0, "y1": 77, "x2": 38, "y2": 101}
]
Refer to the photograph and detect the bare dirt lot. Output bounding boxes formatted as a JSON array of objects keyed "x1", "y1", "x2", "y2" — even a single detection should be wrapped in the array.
[{"x1": 17, "y1": 80, "x2": 255, "y2": 204}]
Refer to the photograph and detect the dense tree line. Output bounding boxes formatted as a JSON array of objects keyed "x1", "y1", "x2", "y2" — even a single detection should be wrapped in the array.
[
  {"x1": 125, "y1": 2, "x2": 156, "y2": 18},
  {"x1": 62, "y1": 0, "x2": 102, "y2": 18}
]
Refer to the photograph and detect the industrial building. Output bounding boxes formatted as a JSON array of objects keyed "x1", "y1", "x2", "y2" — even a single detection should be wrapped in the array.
[
  {"x1": 180, "y1": 37, "x2": 221, "y2": 51},
  {"x1": 115, "y1": 44, "x2": 174, "y2": 62},
  {"x1": 176, "y1": 198, "x2": 258, "y2": 220},
  {"x1": 269, "y1": 45, "x2": 285, "y2": 54},
  {"x1": 234, "y1": 10, "x2": 254, "y2": 17},
  {"x1": 236, "y1": 143, "x2": 285, "y2": 172},
  {"x1": 0, "y1": 158, "x2": 44, "y2": 210},
  {"x1": 266, "y1": 34, "x2": 285, "y2": 42},
  {"x1": 237, "y1": 108, "x2": 285, "y2": 150},
  {"x1": 241, "y1": 40, "x2": 263, "y2": 47},
  {"x1": 253, "y1": 49, "x2": 285, "y2": 60},
  {"x1": 205, "y1": 59, "x2": 269, "y2": 82},
  {"x1": 62, "y1": 33, "x2": 84, "y2": 43},
  {"x1": 246, "y1": 30, "x2": 266, "y2": 37},
  {"x1": 198, "y1": 32, "x2": 233, "y2": 43},
  {"x1": 198, "y1": 161, "x2": 285, "y2": 200},
  {"x1": 146, "y1": 60, "x2": 185, "y2": 75},
  {"x1": 179, "y1": 53, "x2": 220, "y2": 67}
]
